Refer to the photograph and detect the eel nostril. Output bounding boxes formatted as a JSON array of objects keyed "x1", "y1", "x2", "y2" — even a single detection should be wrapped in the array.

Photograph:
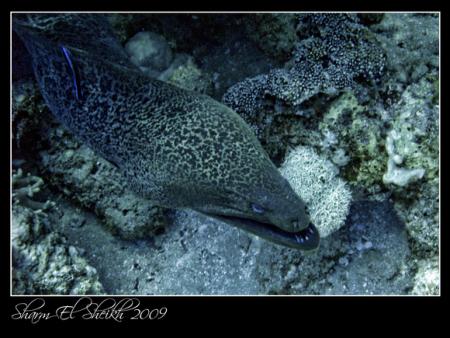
[{"x1": 292, "y1": 220, "x2": 299, "y2": 229}]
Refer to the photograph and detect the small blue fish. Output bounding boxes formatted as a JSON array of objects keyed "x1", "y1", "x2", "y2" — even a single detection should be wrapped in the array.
[{"x1": 60, "y1": 45, "x2": 81, "y2": 100}]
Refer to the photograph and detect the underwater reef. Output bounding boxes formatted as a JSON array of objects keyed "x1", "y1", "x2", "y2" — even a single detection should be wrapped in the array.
[{"x1": 11, "y1": 13, "x2": 439, "y2": 295}]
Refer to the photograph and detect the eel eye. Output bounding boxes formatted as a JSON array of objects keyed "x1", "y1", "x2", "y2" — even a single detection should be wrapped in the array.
[{"x1": 251, "y1": 203, "x2": 265, "y2": 214}]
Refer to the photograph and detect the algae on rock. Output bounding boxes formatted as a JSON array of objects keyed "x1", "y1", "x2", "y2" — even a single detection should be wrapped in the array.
[
  {"x1": 12, "y1": 171, "x2": 103, "y2": 295},
  {"x1": 317, "y1": 92, "x2": 388, "y2": 194},
  {"x1": 384, "y1": 78, "x2": 439, "y2": 257}
]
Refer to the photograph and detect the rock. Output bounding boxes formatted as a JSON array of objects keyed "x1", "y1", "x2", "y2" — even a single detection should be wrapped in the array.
[
  {"x1": 372, "y1": 13, "x2": 438, "y2": 85},
  {"x1": 323, "y1": 200, "x2": 413, "y2": 294},
  {"x1": 164, "y1": 55, "x2": 213, "y2": 95},
  {"x1": 62, "y1": 200, "x2": 413, "y2": 295},
  {"x1": 385, "y1": 78, "x2": 439, "y2": 256},
  {"x1": 38, "y1": 126, "x2": 169, "y2": 240},
  {"x1": 243, "y1": 13, "x2": 298, "y2": 61},
  {"x1": 125, "y1": 31, "x2": 173, "y2": 72},
  {"x1": 411, "y1": 257, "x2": 439, "y2": 295},
  {"x1": 12, "y1": 203, "x2": 104, "y2": 295}
]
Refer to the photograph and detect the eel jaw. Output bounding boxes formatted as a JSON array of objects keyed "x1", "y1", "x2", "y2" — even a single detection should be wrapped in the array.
[{"x1": 203, "y1": 213, "x2": 320, "y2": 251}]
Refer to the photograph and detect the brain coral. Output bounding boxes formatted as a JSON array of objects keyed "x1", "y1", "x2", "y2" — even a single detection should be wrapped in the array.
[{"x1": 280, "y1": 146, "x2": 352, "y2": 237}]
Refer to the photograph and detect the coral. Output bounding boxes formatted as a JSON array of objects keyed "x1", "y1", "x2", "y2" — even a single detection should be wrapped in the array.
[
  {"x1": 313, "y1": 73, "x2": 439, "y2": 259},
  {"x1": 111, "y1": 14, "x2": 240, "y2": 53},
  {"x1": 316, "y1": 77, "x2": 438, "y2": 258},
  {"x1": 331, "y1": 148, "x2": 350, "y2": 167},
  {"x1": 12, "y1": 168, "x2": 54, "y2": 211},
  {"x1": 222, "y1": 74, "x2": 271, "y2": 139},
  {"x1": 316, "y1": 92, "x2": 388, "y2": 193},
  {"x1": 384, "y1": 78, "x2": 439, "y2": 257},
  {"x1": 165, "y1": 55, "x2": 213, "y2": 95},
  {"x1": 394, "y1": 182, "x2": 439, "y2": 257},
  {"x1": 222, "y1": 74, "x2": 268, "y2": 117},
  {"x1": 383, "y1": 130, "x2": 425, "y2": 187},
  {"x1": 123, "y1": 30, "x2": 213, "y2": 95},
  {"x1": 12, "y1": 199, "x2": 103, "y2": 295},
  {"x1": 279, "y1": 146, "x2": 352, "y2": 237},
  {"x1": 270, "y1": 14, "x2": 385, "y2": 106},
  {"x1": 243, "y1": 13, "x2": 298, "y2": 61},
  {"x1": 411, "y1": 257, "x2": 440, "y2": 295},
  {"x1": 224, "y1": 14, "x2": 385, "y2": 117},
  {"x1": 386, "y1": 78, "x2": 438, "y2": 182},
  {"x1": 372, "y1": 14, "x2": 438, "y2": 85}
]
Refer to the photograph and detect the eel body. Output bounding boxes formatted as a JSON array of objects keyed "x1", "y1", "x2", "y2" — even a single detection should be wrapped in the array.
[{"x1": 13, "y1": 14, "x2": 319, "y2": 250}]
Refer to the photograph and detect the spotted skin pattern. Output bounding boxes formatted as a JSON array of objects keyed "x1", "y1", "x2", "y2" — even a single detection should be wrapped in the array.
[{"x1": 13, "y1": 14, "x2": 319, "y2": 249}]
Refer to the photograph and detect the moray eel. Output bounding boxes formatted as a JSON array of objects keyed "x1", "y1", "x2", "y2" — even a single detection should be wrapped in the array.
[{"x1": 13, "y1": 14, "x2": 319, "y2": 250}]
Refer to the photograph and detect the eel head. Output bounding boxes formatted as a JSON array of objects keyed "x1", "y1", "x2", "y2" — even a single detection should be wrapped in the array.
[{"x1": 189, "y1": 167, "x2": 320, "y2": 251}]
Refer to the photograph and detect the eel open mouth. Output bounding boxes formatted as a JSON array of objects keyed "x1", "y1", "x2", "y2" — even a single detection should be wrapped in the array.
[{"x1": 204, "y1": 214, "x2": 320, "y2": 250}]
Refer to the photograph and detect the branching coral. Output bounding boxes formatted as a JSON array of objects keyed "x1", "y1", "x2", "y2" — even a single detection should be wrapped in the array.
[
  {"x1": 12, "y1": 204, "x2": 104, "y2": 295},
  {"x1": 12, "y1": 168, "x2": 55, "y2": 212},
  {"x1": 12, "y1": 170, "x2": 103, "y2": 295},
  {"x1": 383, "y1": 130, "x2": 425, "y2": 187}
]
